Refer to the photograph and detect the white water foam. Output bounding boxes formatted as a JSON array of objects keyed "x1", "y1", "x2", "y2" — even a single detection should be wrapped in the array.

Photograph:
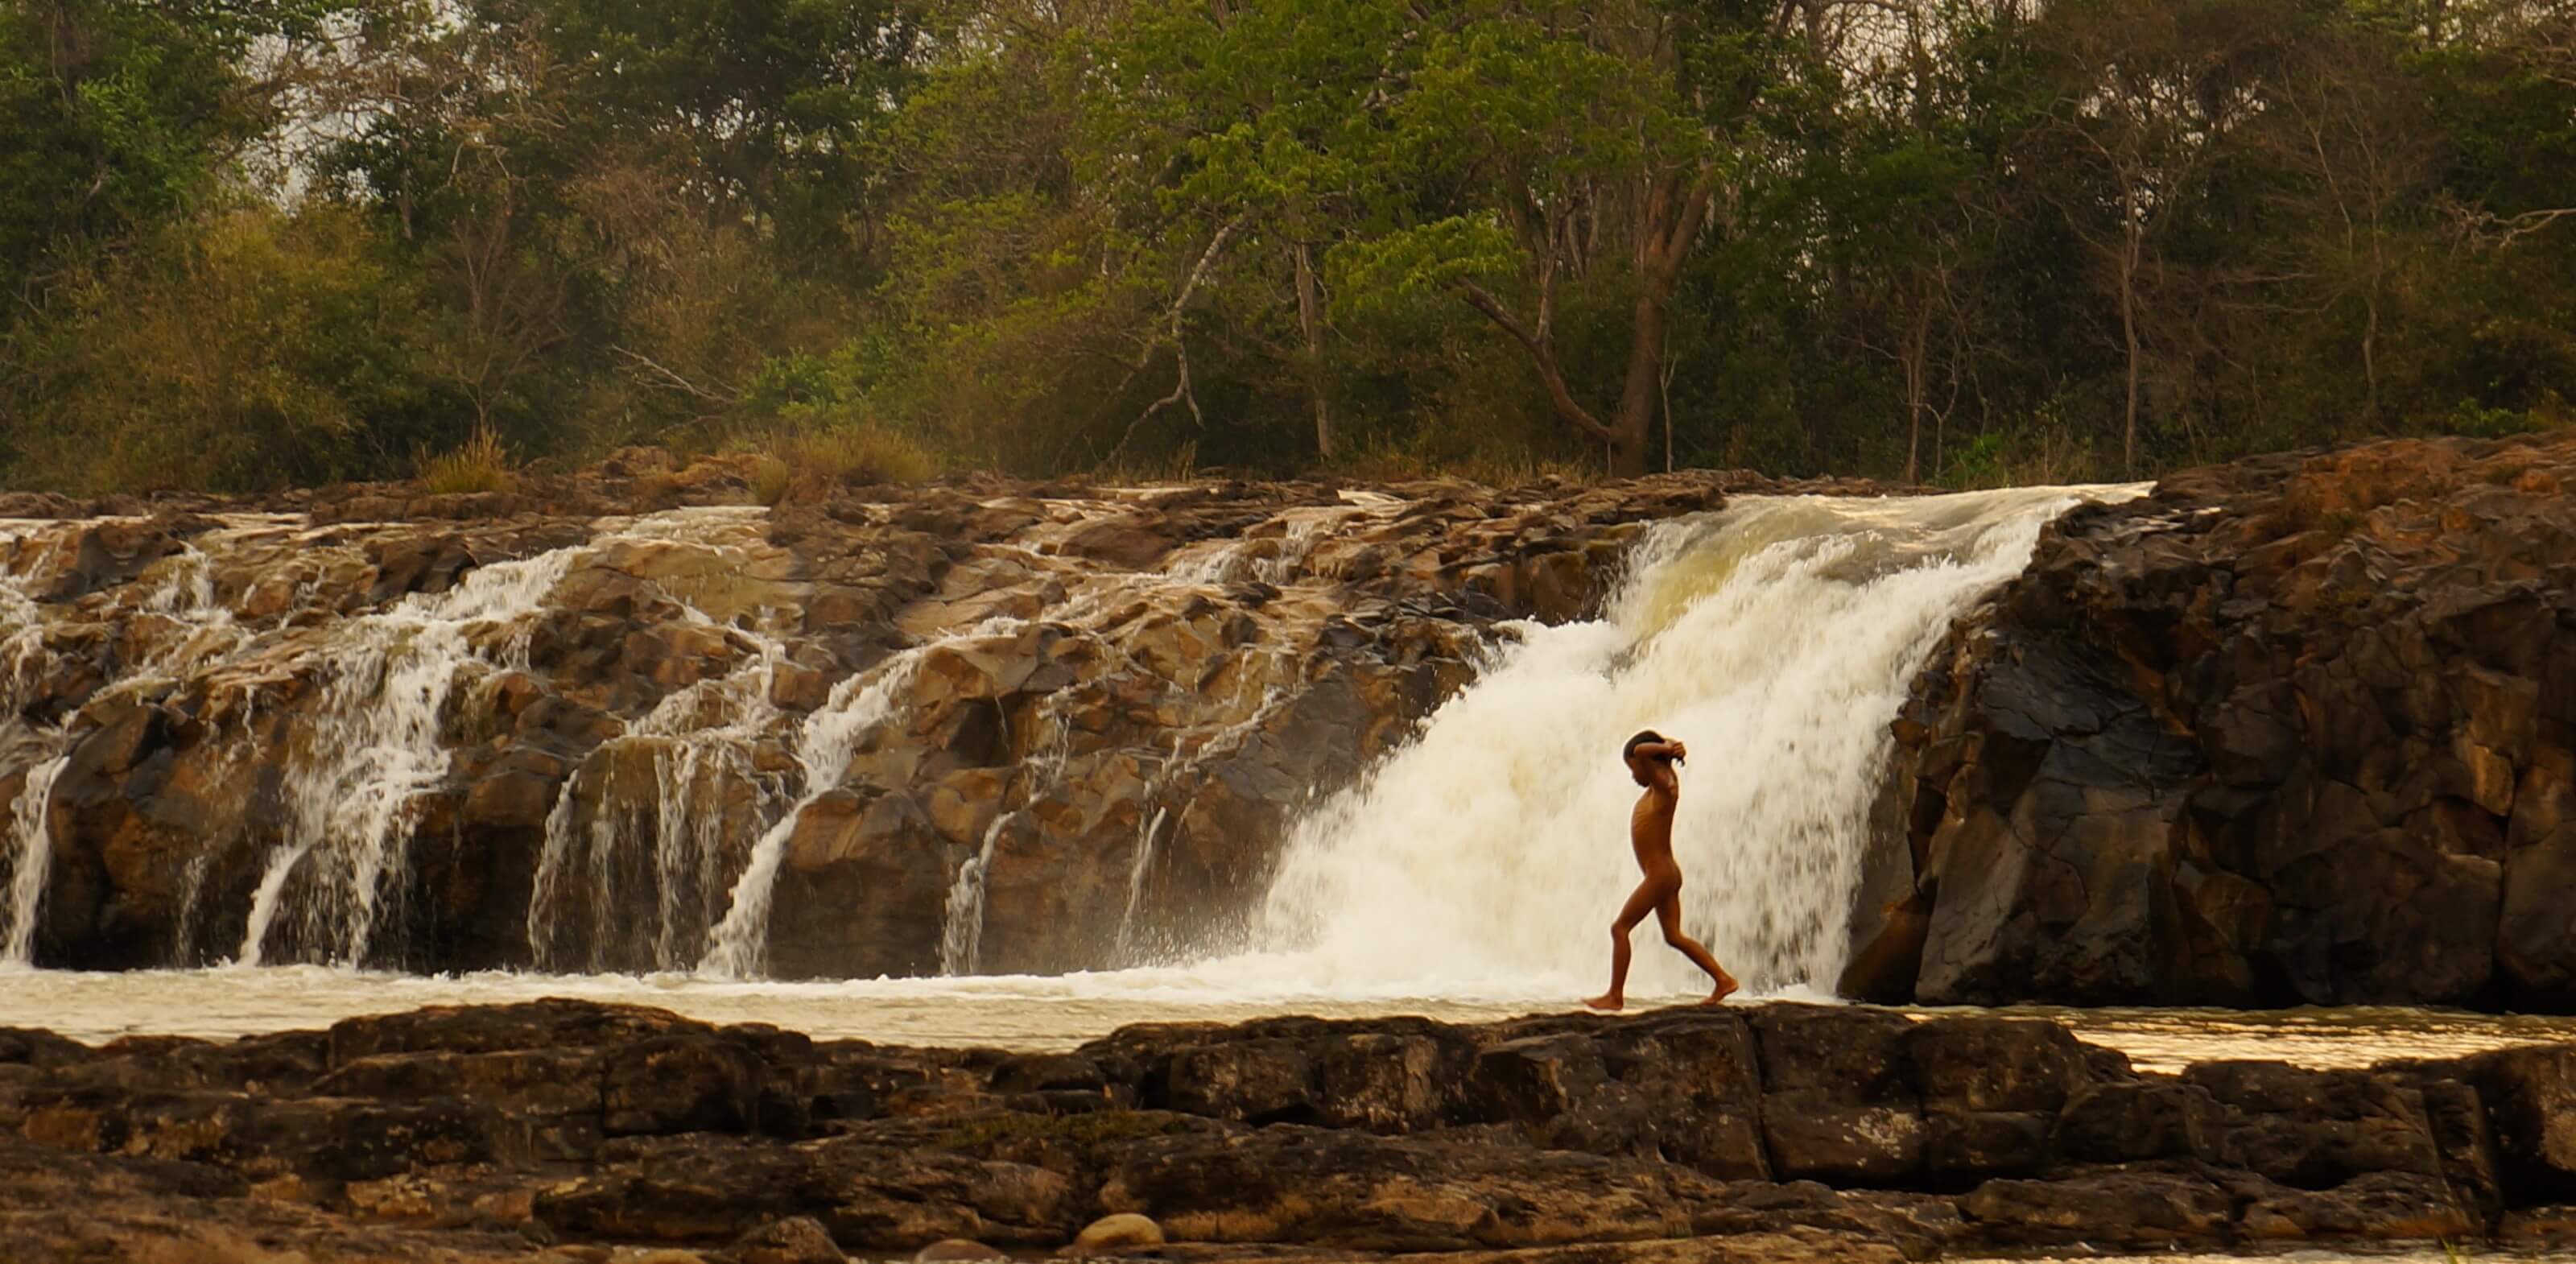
[{"x1": 1222, "y1": 485, "x2": 2143, "y2": 998}]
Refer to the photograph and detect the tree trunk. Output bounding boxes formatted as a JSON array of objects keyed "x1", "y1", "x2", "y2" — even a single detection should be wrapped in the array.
[
  {"x1": 1291, "y1": 242, "x2": 1334, "y2": 459},
  {"x1": 2119, "y1": 225, "x2": 2142, "y2": 478},
  {"x1": 1610, "y1": 287, "x2": 1666, "y2": 477}
]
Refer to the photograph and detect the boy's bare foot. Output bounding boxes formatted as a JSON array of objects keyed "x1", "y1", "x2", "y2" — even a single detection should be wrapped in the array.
[
  {"x1": 1700, "y1": 976, "x2": 1740, "y2": 1005},
  {"x1": 1583, "y1": 993, "x2": 1625, "y2": 1012}
]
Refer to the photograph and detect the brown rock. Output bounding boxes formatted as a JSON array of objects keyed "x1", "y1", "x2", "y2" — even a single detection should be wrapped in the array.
[
  {"x1": 1068, "y1": 1211, "x2": 1165, "y2": 1253},
  {"x1": 734, "y1": 1215, "x2": 849, "y2": 1264}
]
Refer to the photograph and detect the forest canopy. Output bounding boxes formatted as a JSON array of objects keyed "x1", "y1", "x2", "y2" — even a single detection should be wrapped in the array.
[{"x1": 2, "y1": 0, "x2": 2570, "y2": 491}]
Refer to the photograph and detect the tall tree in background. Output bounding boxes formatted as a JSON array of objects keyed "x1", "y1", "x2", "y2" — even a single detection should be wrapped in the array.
[
  {"x1": 2018, "y1": 0, "x2": 2297, "y2": 476},
  {"x1": 1328, "y1": 0, "x2": 1815, "y2": 476}
]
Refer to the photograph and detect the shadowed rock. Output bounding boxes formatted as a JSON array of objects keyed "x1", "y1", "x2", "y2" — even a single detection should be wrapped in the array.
[
  {"x1": 1854, "y1": 430, "x2": 2576, "y2": 1010},
  {"x1": 6, "y1": 998, "x2": 2572, "y2": 1260}
]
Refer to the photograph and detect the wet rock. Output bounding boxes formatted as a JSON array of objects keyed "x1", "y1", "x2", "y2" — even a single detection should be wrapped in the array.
[
  {"x1": 2464, "y1": 1043, "x2": 2576, "y2": 1201},
  {"x1": 5, "y1": 999, "x2": 2576, "y2": 1259},
  {"x1": 1963, "y1": 1171, "x2": 2231, "y2": 1246},
  {"x1": 601, "y1": 1034, "x2": 770, "y2": 1137}
]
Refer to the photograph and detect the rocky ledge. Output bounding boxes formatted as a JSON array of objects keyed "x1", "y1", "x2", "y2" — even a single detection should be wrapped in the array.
[
  {"x1": 5, "y1": 998, "x2": 2576, "y2": 1262},
  {"x1": 1849, "y1": 428, "x2": 2576, "y2": 1010}
]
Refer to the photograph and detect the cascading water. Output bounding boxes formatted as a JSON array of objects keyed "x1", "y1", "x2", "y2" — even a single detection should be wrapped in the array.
[
  {"x1": 238, "y1": 544, "x2": 588, "y2": 967},
  {"x1": 696, "y1": 634, "x2": 968, "y2": 978},
  {"x1": 1237, "y1": 485, "x2": 2143, "y2": 998},
  {"x1": 1113, "y1": 807, "x2": 1170, "y2": 959},
  {"x1": 1, "y1": 477, "x2": 2136, "y2": 1006},
  {"x1": 1, "y1": 754, "x2": 66, "y2": 966},
  {"x1": 938, "y1": 814, "x2": 1013, "y2": 976},
  {"x1": 524, "y1": 616, "x2": 789, "y2": 973}
]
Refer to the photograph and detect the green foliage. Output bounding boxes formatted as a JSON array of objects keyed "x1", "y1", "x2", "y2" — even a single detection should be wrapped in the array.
[
  {"x1": 4, "y1": 0, "x2": 2575, "y2": 492},
  {"x1": 6, "y1": 204, "x2": 456, "y2": 492}
]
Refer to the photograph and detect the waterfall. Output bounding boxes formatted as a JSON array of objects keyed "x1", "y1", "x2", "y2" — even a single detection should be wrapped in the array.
[
  {"x1": 1246, "y1": 485, "x2": 2143, "y2": 996},
  {"x1": 1, "y1": 754, "x2": 66, "y2": 966},
  {"x1": 1113, "y1": 806, "x2": 1169, "y2": 960},
  {"x1": 938, "y1": 814, "x2": 1011, "y2": 977},
  {"x1": 237, "y1": 544, "x2": 588, "y2": 967},
  {"x1": 696, "y1": 634, "x2": 967, "y2": 978},
  {"x1": 525, "y1": 623, "x2": 787, "y2": 973}
]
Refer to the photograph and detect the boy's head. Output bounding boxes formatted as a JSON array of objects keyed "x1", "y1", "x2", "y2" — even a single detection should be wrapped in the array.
[{"x1": 1624, "y1": 729, "x2": 1674, "y2": 784}]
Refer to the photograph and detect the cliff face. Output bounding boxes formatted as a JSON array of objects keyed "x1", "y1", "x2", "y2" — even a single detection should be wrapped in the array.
[
  {"x1": 0, "y1": 451, "x2": 1888, "y2": 978},
  {"x1": 1851, "y1": 431, "x2": 2576, "y2": 1010}
]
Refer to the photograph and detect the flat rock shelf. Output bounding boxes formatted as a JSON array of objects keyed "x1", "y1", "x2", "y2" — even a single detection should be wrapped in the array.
[{"x1": 6, "y1": 998, "x2": 2576, "y2": 1262}]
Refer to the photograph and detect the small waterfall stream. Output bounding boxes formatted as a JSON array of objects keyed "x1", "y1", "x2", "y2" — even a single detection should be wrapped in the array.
[
  {"x1": 2, "y1": 754, "x2": 65, "y2": 965},
  {"x1": 238, "y1": 545, "x2": 588, "y2": 966},
  {"x1": 693, "y1": 631, "x2": 972, "y2": 977}
]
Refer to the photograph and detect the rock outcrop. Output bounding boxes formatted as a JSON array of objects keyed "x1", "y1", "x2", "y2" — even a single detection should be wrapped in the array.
[
  {"x1": 0, "y1": 452, "x2": 1895, "y2": 978},
  {"x1": 4, "y1": 998, "x2": 2575, "y2": 1261},
  {"x1": 1850, "y1": 430, "x2": 2576, "y2": 1009}
]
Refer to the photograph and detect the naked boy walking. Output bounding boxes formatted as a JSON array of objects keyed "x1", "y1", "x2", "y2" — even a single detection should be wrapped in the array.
[{"x1": 1584, "y1": 729, "x2": 1740, "y2": 1010}]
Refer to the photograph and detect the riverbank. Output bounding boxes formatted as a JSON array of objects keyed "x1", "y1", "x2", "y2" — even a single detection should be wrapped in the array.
[{"x1": 5, "y1": 998, "x2": 2574, "y2": 1262}]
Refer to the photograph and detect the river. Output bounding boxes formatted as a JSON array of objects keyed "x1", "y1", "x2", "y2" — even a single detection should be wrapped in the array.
[{"x1": 6, "y1": 964, "x2": 2571, "y2": 1079}]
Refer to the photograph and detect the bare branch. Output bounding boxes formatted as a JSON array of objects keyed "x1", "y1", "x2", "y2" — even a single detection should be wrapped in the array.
[{"x1": 1455, "y1": 280, "x2": 1619, "y2": 444}]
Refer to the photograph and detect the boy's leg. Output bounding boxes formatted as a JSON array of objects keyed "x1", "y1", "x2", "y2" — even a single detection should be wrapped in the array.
[
  {"x1": 1584, "y1": 875, "x2": 1674, "y2": 1011},
  {"x1": 1657, "y1": 892, "x2": 1740, "y2": 1003}
]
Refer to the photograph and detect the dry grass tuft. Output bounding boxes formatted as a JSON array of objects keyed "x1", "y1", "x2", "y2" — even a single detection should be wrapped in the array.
[
  {"x1": 762, "y1": 425, "x2": 939, "y2": 499},
  {"x1": 416, "y1": 427, "x2": 518, "y2": 495}
]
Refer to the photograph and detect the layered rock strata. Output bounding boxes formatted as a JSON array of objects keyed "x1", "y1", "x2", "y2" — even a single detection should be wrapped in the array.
[
  {"x1": 1850, "y1": 429, "x2": 2576, "y2": 1010},
  {"x1": 4, "y1": 999, "x2": 2576, "y2": 1262},
  {"x1": 0, "y1": 452, "x2": 1886, "y2": 977}
]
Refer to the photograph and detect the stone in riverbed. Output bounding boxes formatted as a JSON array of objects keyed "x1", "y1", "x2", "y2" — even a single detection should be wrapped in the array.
[{"x1": 1068, "y1": 1211, "x2": 1166, "y2": 1254}]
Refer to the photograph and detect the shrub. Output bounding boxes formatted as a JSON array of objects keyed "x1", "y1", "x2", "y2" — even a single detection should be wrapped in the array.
[
  {"x1": 745, "y1": 422, "x2": 940, "y2": 502},
  {"x1": 416, "y1": 427, "x2": 518, "y2": 495}
]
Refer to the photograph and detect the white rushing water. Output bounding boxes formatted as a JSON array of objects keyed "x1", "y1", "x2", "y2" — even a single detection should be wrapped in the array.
[
  {"x1": 1228, "y1": 485, "x2": 2144, "y2": 998},
  {"x1": 1, "y1": 754, "x2": 66, "y2": 965},
  {"x1": 524, "y1": 609, "x2": 791, "y2": 974},
  {"x1": 239, "y1": 545, "x2": 588, "y2": 967},
  {"x1": 695, "y1": 630, "x2": 981, "y2": 978}
]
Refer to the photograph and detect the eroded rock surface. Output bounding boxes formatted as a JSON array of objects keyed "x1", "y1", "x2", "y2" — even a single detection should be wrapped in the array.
[
  {"x1": 3, "y1": 998, "x2": 2573, "y2": 1261},
  {"x1": 1854, "y1": 430, "x2": 2576, "y2": 1009}
]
